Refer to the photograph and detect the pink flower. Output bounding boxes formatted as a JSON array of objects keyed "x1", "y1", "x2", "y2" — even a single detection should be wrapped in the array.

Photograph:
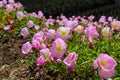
[
  {"x1": 8, "y1": 0, "x2": 15, "y2": 4},
  {"x1": 21, "y1": 42, "x2": 32, "y2": 54},
  {"x1": 88, "y1": 15, "x2": 95, "y2": 21},
  {"x1": 27, "y1": 20, "x2": 34, "y2": 28},
  {"x1": 98, "y1": 68, "x2": 116, "y2": 79},
  {"x1": 55, "y1": 27, "x2": 70, "y2": 40},
  {"x1": 16, "y1": 11, "x2": 25, "y2": 20},
  {"x1": 38, "y1": 11, "x2": 43, "y2": 19},
  {"x1": 2, "y1": 0, "x2": 7, "y2": 5},
  {"x1": 14, "y1": 2, "x2": 23, "y2": 10},
  {"x1": 93, "y1": 54, "x2": 117, "y2": 79},
  {"x1": 32, "y1": 39, "x2": 41, "y2": 49},
  {"x1": 111, "y1": 20, "x2": 120, "y2": 30},
  {"x1": 101, "y1": 27, "x2": 111, "y2": 38},
  {"x1": 107, "y1": 16, "x2": 113, "y2": 22},
  {"x1": 64, "y1": 20, "x2": 77, "y2": 29},
  {"x1": 85, "y1": 26, "x2": 99, "y2": 43},
  {"x1": 6, "y1": 4, "x2": 15, "y2": 13},
  {"x1": 32, "y1": 31, "x2": 44, "y2": 43},
  {"x1": 51, "y1": 38, "x2": 67, "y2": 59},
  {"x1": 40, "y1": 48, "x2": 51, "y2": 61},
  {"x1": 74, "y1": 25, "x2": 84, "y2": 34},
  {"x1": 63, "y1": 52, "x2": 78, "y2": 72},
  {"x1": 4, "y1": 25, "x2": 10, "y2": 30},
  {"x1": 20, "y1": 27, "x2": 30, "y2": 38},
  {"x1": 29, "y1": 12, "x2": 38, "y2": 18},
  {"x1": 41, "y1": 43, "x2": 47, "y2": 49},
  {"x1": 99, "y1": 16, "x2": 106, "y2": 23},
  {"x1": 46, "y1": 29, "x2": 55, "y2": 40},
  {"x1": 34, "y1": 25, "x2": 40, "y2": 30},
  {"x1": 36, "y1": 56, "x2": 45, "y2": 67},
  {"x1": 0, "y1": 1, "x2": 4, "y2": 8}
]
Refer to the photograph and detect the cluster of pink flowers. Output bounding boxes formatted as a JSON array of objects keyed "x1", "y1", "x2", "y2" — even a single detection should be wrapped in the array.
[
  {"x1": 0, "y1": 0, "x2": 118, "y2": 79},
  {"x1": 20, "y1": 14, "x2": 118, "y2": 78},
  {"x1": 19, "y1": 10, "x2": 119, "y2": 79}
]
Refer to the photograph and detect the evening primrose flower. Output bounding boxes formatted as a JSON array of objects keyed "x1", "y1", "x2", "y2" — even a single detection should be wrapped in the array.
[
  {"x1": 38, "y1": 11, "x2": 43, "y2": 19},
  {"x1": 6, "y1": 4, "x2": 15, "y2": 13},
  {"x1": 2, "y1": 0, "x2": 7, "y2": 5},
  {"x1": 99, "y1": 16, "x2": 106, "y2": 23},
  {"x1": 27, "y1": 20, "x2": 34, "y2": 28},
  {"x1": 4, "y1": 25, "x2": 10, "y2": 30},
  {"x1": 101, "y1": 27, "x2": 111, "y2": 38},
  {"x1": 63, "y1": 52, "x2": 78, "y2": 73},
  {"x1": 0, "y1": 1, "x2": 3, "y2": 8},
  {"x1": 55, "y1": 27, "x2": 70, "y2": 40},
  {"x1": 34, "y1": 25, "x2": 40, "y2": 30},
  {"x1": 21, "y1": 42, "x2": 32, "y2": 54},
  {"x1": 36, "y1": 56, "x2": 45, "y2": 67},
  {"x1": 64, "y1": 20, "x2": 77, "y2": 29},
  {"x1": 85, "y1": 26, "x2": 99, "y2": 43},
  {"x1": 40, "y1": 48, "x2": 51, "y2": 61},
  {"x1": 93, "y1": 54, "x2": 117, "y2": 79},
  {"x1": 32, "y1": 31, "x2": 44, "y2": 43},
  {"x1": 75, "y1": 25, "x2": 84, "y2": 34},
  {"x1": 46, "y1": 29, "x2": 55, "y2": 40},
  {"x1": 14, "y1": 2, "x2": 23, "y2": 10},
  {"x1": 88, "y1": 15, "x2": 95, "y2": 21},
  {"x1": 32, "y1": 39, "x2": 41, "y2": 49},
  {"x1": 8, "y1": 0, "x2": 15, "y2": 4},
  {"x1": 51, "y1": 38, "x2": 67, "y2": 59},
  {"x1": 20, "y1": 27, "x2": 30, "y2": 38},
  {"x1": 16, "y1": 11, "x2": 25, "y2": 20},
  {"x1": 111, "y1": 20, "x2": 120, "y2": 30}
]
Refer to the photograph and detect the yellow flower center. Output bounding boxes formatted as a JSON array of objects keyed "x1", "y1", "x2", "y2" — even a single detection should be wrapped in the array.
[
  {"x1": 112, "y1": 23, "x2": 118, "y2": 29},
  {"x1": 44, "y1": 53, "x2": 49, "y2": 59},
  {"x1": 78, "y1": 27, "x2": 82, "y2": 33},
  {"x1": 61, "y1": 30, "x2": 67, "y2": 36},
  {"x1": 100, "y1": 59, "x2": 107, "y2": 66},
  {"x1": 103, "y1": 29, "x2": 108, "y2": 35},
  {"x1": 51, "y1": 32, "x2": 55, "y2": 36},
  {"x1": 56, "y1": 45, "x2": 63, "y2": 52}
]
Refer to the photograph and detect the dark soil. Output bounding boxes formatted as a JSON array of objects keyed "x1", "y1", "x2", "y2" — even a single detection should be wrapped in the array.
[{"x1": 0, "y1": 37, "x2": 37, "y2": 80}]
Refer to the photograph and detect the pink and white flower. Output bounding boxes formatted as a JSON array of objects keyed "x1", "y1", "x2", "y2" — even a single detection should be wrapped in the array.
[
  {"x1": 93, "y1": 54, "x2": 117, "y2": 79},
  {"x1": 21, "y1": 42, "x2": 32, "y2": 54},
  {"x1": 51, "y1": 38, "x2": 67, "y2": 59}
]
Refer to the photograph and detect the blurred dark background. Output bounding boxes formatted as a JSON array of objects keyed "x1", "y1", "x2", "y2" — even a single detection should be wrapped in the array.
[{"x1": 15, "y1": 0, "x2": 120, "y2": 19}]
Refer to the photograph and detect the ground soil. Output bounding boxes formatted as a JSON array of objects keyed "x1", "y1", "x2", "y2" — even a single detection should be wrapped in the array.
[{"x1": 0, "y1": 37, "x2": 37, "y2": 80}]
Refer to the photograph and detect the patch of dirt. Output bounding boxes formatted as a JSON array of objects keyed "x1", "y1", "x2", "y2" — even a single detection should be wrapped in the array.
[{"x1": 0, "y1": 37, "x2": 36, "y2": 80}]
